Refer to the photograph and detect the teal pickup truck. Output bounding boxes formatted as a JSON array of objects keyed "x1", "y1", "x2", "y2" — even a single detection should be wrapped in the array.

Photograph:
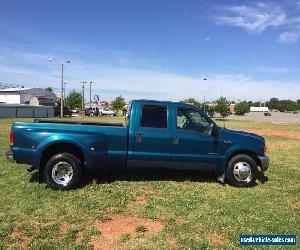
[{"x1": 6, "y1": 99, "x2": 269, "y2": 190}]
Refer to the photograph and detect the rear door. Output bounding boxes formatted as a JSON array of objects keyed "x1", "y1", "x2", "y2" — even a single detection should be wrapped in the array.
[{"x1": 129, "y1": 102, "x2": 172, "y2": 168}]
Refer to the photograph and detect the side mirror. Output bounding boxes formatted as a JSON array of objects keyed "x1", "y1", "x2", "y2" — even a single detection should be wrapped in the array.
[{"x1": 211, "y1": 123, "x2": 218, "y2": 136}]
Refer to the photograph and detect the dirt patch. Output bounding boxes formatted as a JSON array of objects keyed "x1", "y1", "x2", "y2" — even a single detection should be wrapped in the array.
[
  {"x1": 167, "y1": 236, "x2": 176, "y2": 246},
  {"x1": 89, "y1": 238, "x2": 117, "y2": 250},
  {"x1": 244, "y1": 128, "x2": 300, "y2": 140},
  {"x1": 95, "y1": 215, "x2": 163, "y2": 238},
  {"x1": 9, "y1": 231, "x2": 31, "y2": 249},
  {"x1": 288, "y1": 199, "x2": 300, "y2": 208},
  {"x1": 90, "y1": 215, "x2": 163, "y2": 250},
  {"x1": 267, "y1": 141, "x2": 296, "y2": 150},
  {"x1": 60, "y1": 223, "x2": 71, "y2": 235},
  {"x1": 206, "y1": 233, "x2": 226, "y2": 248},
  {"x1": 75, "y1": 230, "x2": 85, "y2": 244},
  {"x1": 9, "y1": 231, "x2": 22, "y2": 238}
]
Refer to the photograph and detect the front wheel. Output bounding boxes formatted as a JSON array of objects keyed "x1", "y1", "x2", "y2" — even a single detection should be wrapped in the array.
[
  {"x1": 44, "y1": 153, "x2": 82, "y2": 190},
  {"x1": 226, "y1": 154, "x2": 258, "y2": 187}
]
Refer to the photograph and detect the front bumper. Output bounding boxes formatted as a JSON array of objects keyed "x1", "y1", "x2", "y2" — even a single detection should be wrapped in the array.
[
  {"x1": 6, "y1": 150, "x2": 15, "y2": 163},
  {"x1": 258, "y1": 155, "x2": 269, "y2": 172}
]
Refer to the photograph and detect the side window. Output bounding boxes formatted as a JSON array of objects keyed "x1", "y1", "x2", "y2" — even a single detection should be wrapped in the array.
[
  {"x1": 140, "y1": 105, "x2": 167, "y2": 128},
  {"x1": 177, "y1": 108, "x2": 211, "y2": 134}
]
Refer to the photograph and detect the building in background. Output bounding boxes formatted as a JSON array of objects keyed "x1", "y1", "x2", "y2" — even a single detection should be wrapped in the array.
[
  {"x1": 0, "y1": 88, "x2": 56, "y2": 106},
  {"x1": 229, "y1": 103, "x2": 236, "y2": 113},
  {"x1": 250, "y1": 107, "x2": 269, "y2": 112}
]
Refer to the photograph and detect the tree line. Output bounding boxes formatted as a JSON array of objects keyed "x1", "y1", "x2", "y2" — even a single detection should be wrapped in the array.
[
  {"x1": 183, "y1": 97, "x2": 300, "y2": 118},
  {"x1": 47, "y1": 88, "x2": 299, "y2": 118}
]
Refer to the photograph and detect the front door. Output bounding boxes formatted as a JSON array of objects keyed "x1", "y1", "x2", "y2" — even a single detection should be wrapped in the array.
[
  {"x1": 171, "y1": 107, "x2": 220, "y2": 170},
  {"x1": 130, "y1": 103, "x2": 172, "y2": 168}
]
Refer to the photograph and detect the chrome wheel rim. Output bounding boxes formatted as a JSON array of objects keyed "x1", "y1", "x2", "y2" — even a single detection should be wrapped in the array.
[
  {"x1": 233, "y1": 162, "x2": 252, "y2": 182},
  {"x1": 52, "y1": 161, "x2": 73, "y2": 186}
]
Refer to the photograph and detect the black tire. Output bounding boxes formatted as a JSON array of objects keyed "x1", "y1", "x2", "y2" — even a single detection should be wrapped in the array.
[
  {"x1": 226, "y1": 154, "x2": 258, "y2": 187},
  {"x1": 44, "y1": 153, "x2": 82, "y2": 190}
]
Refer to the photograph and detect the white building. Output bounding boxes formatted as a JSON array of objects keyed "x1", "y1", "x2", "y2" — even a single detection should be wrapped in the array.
[
  {"x1": 0, "y1": 88, "x2": 56, "y2": 106},
  {"x1": 250, "y1": 106, "x2": 269, "y2": 112}
]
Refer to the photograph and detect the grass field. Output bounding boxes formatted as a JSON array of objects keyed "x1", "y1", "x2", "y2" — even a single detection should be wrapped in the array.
[{"x1": 0, "y1": 117, "x2": 299, "y2": 249}]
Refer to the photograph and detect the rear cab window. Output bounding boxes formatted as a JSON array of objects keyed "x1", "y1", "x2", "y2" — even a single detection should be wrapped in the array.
[{"x1": 140, "y1": 105, "x2": 167, "y2": 128}]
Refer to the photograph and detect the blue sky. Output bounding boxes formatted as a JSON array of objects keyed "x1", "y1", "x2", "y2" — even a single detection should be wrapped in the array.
[{"x1": 0, "y1": 0, "x2": 300, "y2": 101}]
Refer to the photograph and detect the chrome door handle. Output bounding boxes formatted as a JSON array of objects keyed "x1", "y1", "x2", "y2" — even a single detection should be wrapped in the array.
[
  {"x1": 172, "y1": 136, "x2": 179, "y2": 145},
  {"x1": 135, "y1": 133, "x2": 142, "y2": 143}
]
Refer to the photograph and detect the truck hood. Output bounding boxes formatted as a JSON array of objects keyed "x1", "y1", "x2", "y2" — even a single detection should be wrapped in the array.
[{"x1": 220, "y1": 127, "x2": 265, "y2": 144}]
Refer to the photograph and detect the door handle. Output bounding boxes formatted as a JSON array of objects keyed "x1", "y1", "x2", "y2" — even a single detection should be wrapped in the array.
[
  {"x1": 135, "y1": 133, "x2": 142, "y2": 143},
  {"x1": 172, "y1": 136, "x2": 179, "y2": 145}
]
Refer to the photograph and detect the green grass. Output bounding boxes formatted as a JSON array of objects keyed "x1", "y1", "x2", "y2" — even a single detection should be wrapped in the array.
[{"x1": 0, "y1": 117, "x2": 299, "y2": 249}]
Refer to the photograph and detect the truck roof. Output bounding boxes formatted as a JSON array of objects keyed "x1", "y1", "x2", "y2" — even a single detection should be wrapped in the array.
[{"x1": 132, "y1": 99, "x2": 191, "y2": 106}]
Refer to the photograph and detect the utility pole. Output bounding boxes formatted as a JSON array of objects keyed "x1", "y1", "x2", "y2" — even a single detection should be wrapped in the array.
[
  {"x1": 81, "y1": 81, "x2": 87, "y2": 110},
  {"x1": 49, "y1": 58, "x2": 71, "y2": 118},
  {"x1": 64, "y1": 82, "x2": 67, "y2": 107},
  {"x1": 89, "y1": 81, "x2": 92, "y2": 116},
  {"x1": 203, "y1": 78, "x2": 207, "y2": 113},
  {"x1": 61, "y1": 64, "x2": 64, "y2": 117}
]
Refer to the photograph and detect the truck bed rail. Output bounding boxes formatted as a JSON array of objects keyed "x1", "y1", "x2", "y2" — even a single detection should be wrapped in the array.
[{"x1": 33, "y1": 119, "x2": 124, "y2": 127}]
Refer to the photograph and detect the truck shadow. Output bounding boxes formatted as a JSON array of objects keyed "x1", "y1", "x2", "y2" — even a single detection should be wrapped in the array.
[
  {"x1": 91, "y1": 169, "x2": 219, "y2": 185},
  {"x1": 29, "y1": 169, "x2": 268, "y2": 188},
  {"x1": 89, "y1": 170, "x2": 267, "y2": 187},
  {"x1": 29, "y1": 169, "x2": 219, "y2": 186}
]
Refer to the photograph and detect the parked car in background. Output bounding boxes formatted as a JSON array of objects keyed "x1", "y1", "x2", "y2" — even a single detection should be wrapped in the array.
[
  {"x1": 71, "y1": 108, "x2": 80, "y2": 113},
  {"x1": 85, "y1": 107, "x2": 99, "y2": 116},
  {"x1": 99, "y1": 107, "x2": 116, "y2": 116},
  {"x1": 54, "y1": 106, "x2": 72, "y2": 117}
]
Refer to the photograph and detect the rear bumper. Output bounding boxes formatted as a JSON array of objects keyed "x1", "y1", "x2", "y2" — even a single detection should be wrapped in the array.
[
  {"x1": 6, "y1": 150, "x2": 15, "y2": 163},
  {"x1": 258, "y1": 155, "x2": 269, "y2": 172}
]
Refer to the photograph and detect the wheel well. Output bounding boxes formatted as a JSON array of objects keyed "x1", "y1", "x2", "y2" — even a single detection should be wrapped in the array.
[
  {"x1": 228, "y1": 150, "x2": 260, "y2": 167},
  {"x1": 39, "y1": 143, "x2": 85, "y2": 172}
]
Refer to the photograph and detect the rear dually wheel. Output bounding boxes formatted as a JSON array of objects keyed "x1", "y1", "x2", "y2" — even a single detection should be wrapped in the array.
[{"x1": 44, "y1": 153, "x2": 82, "y2": 190}]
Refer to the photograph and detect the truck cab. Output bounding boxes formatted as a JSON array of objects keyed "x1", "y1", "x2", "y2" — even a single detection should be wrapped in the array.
[{"x1": 127, "y1": 100, "x2": 221, "y2": 170}]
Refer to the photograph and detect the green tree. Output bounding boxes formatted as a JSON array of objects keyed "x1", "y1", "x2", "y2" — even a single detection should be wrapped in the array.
[
  {"x1": 65, "y1": 90, "x2": 82, "y2": 109},
  {"x1": 279, "y1": 100, "x2": 298, "y2": 112},
  {"x1": 297, "y1": 99, "x2": 300, "y2": 110},
  {"x1": 247, "y1": 101, "x2": 253, "y2": 106},
  {"x1": 207, "y1": 106, "x2": 215, "y2": 117},
  {"x1": 214, "y1": 97, "x2": 231, "y2": 118},
  {"x1": 45, "y1": 87, "x2": 53, "y2": 92},
  {"x1": 267, "y1": 97, "x2": 280, "y2": 110},
  {"x1": 266, "y1": 98, "x2": 299, "y2": 112},
  {"x1": 110, "y1": 95, "x2": 126, "y2": 115},
  {"x1": 182, "y1": 98, "x2": 201, "y2": 108},
  {"x1": 252, "y1": 101, "x2": 261, "y2": 107},
  {"x1": 234, "y1": 101, "x2": 250, "y2": 115}
]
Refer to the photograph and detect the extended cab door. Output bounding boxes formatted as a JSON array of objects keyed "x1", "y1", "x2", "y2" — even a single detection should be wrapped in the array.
[
  {"x1": 171, "y1": 105, "x2": 221, "y2": 170},
  {"x1": 128, "y1": 102, "x2": 172, "y2": 168}
]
